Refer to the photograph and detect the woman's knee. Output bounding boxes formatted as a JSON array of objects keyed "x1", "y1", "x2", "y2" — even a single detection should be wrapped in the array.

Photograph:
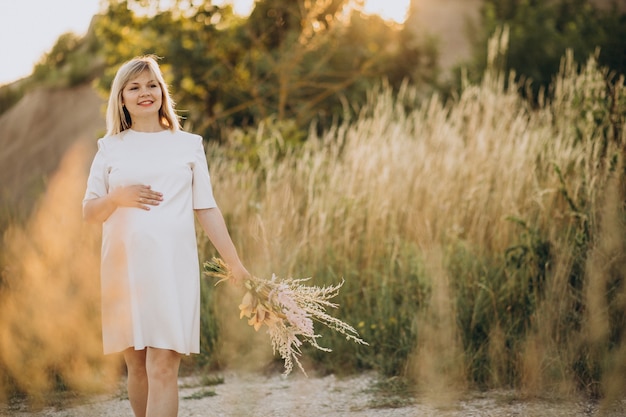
[
  {"x1": 146, "y1": 348, "x2": 181, "y2": 382},
  {"x1": 124, "y1": 348, "x2": 148, "y2": 377}
]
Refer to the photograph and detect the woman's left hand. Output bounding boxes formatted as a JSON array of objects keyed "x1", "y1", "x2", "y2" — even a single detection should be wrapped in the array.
[{"x1": 229, "y1": 263, "x2": 251, "y2": 288}]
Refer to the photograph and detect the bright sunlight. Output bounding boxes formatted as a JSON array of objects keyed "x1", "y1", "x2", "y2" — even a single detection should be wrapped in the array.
[
  {"x1": 362, "y1": 0, "x2": 410, "y2": 23},
  {"x1": 224, "y1": 0, "x2": 411, "y2": 23}
]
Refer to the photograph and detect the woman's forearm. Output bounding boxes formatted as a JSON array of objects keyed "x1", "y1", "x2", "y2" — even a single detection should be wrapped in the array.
[
  {"x1": 83, "y1": 185, "x2": 163, "y2": 224},
  {"x1": 195, "y1": 207, "x2": 250, "y2": 285},
  {"x1": 195, "y1": 207, "x2": 242, "y2": 265},
  {"x1": 83, "y1": 194, "x2": 118, "y2": 224}
]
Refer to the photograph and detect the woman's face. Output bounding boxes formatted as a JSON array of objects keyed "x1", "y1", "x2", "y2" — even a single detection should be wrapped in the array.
[{"x1": 121, "y1": 69, "x2": 163, "y2": 122}]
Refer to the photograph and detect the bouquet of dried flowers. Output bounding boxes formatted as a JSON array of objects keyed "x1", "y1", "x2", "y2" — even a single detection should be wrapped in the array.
[{"x1": 203, "y1": 258, "x2": 368, "y2": 375}]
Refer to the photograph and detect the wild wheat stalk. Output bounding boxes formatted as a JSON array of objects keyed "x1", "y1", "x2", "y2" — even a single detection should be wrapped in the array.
[{"x1": 203, "y1": 257, "x2": 368, "y2": 375}]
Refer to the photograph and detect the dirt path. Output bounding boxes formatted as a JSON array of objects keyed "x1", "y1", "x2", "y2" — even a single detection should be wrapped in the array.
[{"x1": 2, "y1": 372, "x2": 625, "y2": 417}]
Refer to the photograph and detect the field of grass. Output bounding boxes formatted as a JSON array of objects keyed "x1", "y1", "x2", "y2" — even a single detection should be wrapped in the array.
[
  {"x1": 201, "y1": 37, "x2": 625, "y2": 400},
  {"x1": 0, "y1": 36, "x2": 624, "y2": 406}
]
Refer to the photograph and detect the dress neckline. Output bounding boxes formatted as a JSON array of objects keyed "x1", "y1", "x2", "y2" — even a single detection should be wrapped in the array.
[{"x1": 129, "y1": 128, "x2": 170, "y2": 134}]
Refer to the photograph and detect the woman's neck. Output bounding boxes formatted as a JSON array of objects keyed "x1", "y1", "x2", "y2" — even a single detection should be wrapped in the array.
[{"x1": 131, "y1": 118, "x2": 164, "y2": 133}]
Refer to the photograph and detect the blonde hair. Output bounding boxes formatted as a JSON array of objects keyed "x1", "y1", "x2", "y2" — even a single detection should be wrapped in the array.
[{"x1": 105, "y1": 55, "x2": 180, "y2": 136}]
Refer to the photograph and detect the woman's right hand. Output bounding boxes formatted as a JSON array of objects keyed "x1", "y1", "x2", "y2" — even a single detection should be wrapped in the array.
[{"x1": 110, "y1": 185, "x2": 163, "y2": 211}]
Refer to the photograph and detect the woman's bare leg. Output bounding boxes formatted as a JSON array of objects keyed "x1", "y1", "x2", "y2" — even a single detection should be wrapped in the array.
[
  {"x1": 123, "y1": 348, "x2": 148, "y2": 417},
  {"x1": 145, "y1": 347, "x2": 182, "y2": 417}
]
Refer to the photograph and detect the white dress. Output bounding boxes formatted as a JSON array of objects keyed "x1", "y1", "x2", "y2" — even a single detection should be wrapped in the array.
[{"x1": 83, "y1": 129, "x2": 217, "y2": 355}]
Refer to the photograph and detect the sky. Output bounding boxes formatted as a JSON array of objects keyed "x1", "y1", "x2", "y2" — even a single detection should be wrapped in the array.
[
  {"x1": 0, "y1": 0, "x2": 409, "y2": 86},
  {"x1": 0, "y1": 0, "x2": 102, "y2": 85}
]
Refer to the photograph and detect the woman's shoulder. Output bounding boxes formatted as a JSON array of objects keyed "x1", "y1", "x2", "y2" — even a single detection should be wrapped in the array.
[
  {"x1": 96, "y1": 132, "x2": 124, "y2": 151},
  {"x1": 171, "y1": 130, "x2": 206, "y2": 150},
  {"x1": 172, "y1": 130, "x2": 203, "y2": 142}
]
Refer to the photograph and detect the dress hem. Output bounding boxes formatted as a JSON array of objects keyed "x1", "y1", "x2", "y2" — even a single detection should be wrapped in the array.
[{"x1": 104, "y1": 345, "x2": 197, "y2": 356}]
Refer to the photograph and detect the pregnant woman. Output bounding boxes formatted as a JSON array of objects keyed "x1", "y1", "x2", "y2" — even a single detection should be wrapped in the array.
[{"x1": 83, "y1": 55, "x2": 249, "y2": 417}]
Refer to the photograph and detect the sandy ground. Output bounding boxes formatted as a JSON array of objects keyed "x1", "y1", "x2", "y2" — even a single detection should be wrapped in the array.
[{"x1": 2, "y1": 371, "x2": 626, "y2": 417}]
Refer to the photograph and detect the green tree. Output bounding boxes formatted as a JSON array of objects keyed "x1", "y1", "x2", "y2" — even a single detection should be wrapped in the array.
[
  {"x1": 31, "y1": 26, "x2": 101, "y2": 87},
  {"x1": 465, "y1": 0, "x2": 626, "y2": 97},
  {"x1": 93, "y1": 0, "x2": 435, "y2": 139}
]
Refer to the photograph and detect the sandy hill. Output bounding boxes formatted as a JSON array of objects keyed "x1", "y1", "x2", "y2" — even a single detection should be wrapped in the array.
[
  {"x1": 408, "y1": 0, "x2": 482, "y2": 73},
  {"x1": 0, "y1": 84, "x2": 105, "y2": 217}
]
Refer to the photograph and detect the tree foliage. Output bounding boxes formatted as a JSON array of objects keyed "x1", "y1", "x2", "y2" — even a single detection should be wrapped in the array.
[
  {"x1": 30, "y1": 26, "x2": 101, "y2": 88},
  {"x1": 465, "y1": 0, "x2": 626, "y2": 97},
  {"x1": 92, "y1": 0, "x2": 436, "y2": 140}
]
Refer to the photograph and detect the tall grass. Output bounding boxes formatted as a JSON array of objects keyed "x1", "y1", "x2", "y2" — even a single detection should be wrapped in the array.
[
  {"x1": 202, "y1": 32, "x2": 625, "y2": 399},
  {"x1": 0, "y1": 141, "x2": 119, "y2": 403},
  {"x1": 0, "y1": 32, "x2": 624, "y2": 404}
]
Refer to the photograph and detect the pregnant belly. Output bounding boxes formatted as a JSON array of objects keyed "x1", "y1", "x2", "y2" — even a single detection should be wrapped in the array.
[{"x1": 104, "y1": 206, "x2": 194, "y2": 248}]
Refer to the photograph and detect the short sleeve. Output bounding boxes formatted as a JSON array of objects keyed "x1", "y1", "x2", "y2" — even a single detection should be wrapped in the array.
[
  {"x1": 83, "y1": 138, "x2": 110, "y2": 207},
  {"x1": 191, "y1": 136, "x2": 217, "y2": 209}
]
